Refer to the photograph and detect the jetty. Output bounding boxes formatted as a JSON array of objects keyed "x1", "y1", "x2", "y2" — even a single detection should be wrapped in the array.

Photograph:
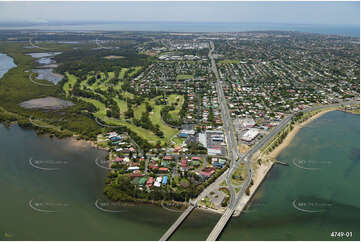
[{"x1": 275, "y1": 161, "x2": 289, "y2": 166}]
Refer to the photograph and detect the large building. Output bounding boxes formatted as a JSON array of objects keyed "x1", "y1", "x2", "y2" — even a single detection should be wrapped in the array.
[{"x1": 241, "y1": 128, "x2": 259, "y2": 142}]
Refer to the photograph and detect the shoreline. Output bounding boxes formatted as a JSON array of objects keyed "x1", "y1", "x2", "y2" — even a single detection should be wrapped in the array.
[
  {"x1": 268, "y1": 108, "x2": 336, "y2": 159},
  {"x1": 68, "y1": 135, "x2": 109, "y2": 151},
  {"x1": 233, "y1": 107, "x2": 337, "y2": 216},
  {"x1": 234, "y1": 160, "x2": 274, "y2": 216}
]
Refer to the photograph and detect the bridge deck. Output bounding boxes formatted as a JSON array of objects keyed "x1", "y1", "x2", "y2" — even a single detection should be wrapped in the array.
[
  {"x1": 159, "y1": 205, "x2": 195, "y2": 241},
  {"x1": 206, "y1": 208, "x2": 234, "y2": 241}
]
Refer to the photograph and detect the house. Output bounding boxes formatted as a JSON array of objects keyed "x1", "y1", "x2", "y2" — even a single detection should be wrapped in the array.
[
  {"x1": 113, "y1": 157, "x2": 123, "y2": 162},
  {"x1": 127, "y1": 166, "x2": 139, "y2": 171},
  {"x1": 147, "y1": 177, "x2": 154, "y2": 187},
  {"x1": 110, "y1": 136, "x2": 122, "y2": 142},
  {"x1": 192, "y1": 156, "x2": 201, "y2": 161},
  {"x1": 163, "y1": 156, "x2": 173, "y2": 161},
  {"x1": 178, "y1": 133, "x2": 189, "y2": 138},
  {"x1": 149, "y1": 164, "x2": 159, "y2": 170},
  {"x1": 130, "y1": 170, "x2": 143, "y2": 177},
  {"x1": 213, "y1": 161, "x2": 224, "y2": 168},
  {"x1": 138, "y1": 177, "x2": 147, "y2": 186},
  {"x1": 180, "y1": 159, "x2": 188, "y2": 167},
  {"x1": 162, "y1": 176, "x2": 168, "y2": 185},
  {"x1": 159, "y1": 167, "x2": 169, "y2": 173},
  {"x1": 154, "y1": 176, "x2": 162, "y2": 187},
  {"x1": 200, "y1": 167, "x2": 216, "y2": 179},
  {"x1": 161, "y1": 161, "x2": 169, "y2": 167}
]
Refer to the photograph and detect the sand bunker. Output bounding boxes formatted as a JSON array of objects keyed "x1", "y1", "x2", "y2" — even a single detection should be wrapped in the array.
[{"x1": 19, "y1": 96, "x2": 73, "y2": 110}]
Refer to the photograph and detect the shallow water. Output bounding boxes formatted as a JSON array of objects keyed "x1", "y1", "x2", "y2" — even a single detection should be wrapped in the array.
[
  {"x1": 32, "y1": 69, "x2": 63, "y2": 84},
  {"x1": 27, "y1": 52, "x2": 62, "y2": 58},
  {"x1": 0, "y1": 53, "x2": 16, "y2": 79}
]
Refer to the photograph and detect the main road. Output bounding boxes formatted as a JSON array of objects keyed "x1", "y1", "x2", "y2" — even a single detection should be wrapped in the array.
[
  {"x1": 160, "y1": 41, "x2": 359, "y2": 241},
  {"x1": 206, "y1": 41, "x2": 359, "y2": 241}
]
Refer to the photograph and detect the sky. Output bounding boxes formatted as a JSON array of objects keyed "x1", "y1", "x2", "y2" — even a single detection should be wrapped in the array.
[{"x1": 0, "y1": 1, "x2": 359, "y2": 25}]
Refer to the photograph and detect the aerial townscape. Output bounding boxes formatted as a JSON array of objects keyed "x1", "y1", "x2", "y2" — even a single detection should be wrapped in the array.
[{"x1": 0, "y1": 1, "x2": 359, "y2": 241}]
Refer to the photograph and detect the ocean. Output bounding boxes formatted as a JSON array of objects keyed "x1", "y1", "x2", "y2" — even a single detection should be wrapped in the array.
[{"x1": 0, "y1": 22, "x2": 359, "y2": 37}]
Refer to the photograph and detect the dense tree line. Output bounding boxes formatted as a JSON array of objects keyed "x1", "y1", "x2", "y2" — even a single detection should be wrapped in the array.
[
  {"x1": 133, "y1": 111, "x2": 164, "y2": 138},
  {"x1": 55, "y1": 47, "x2": 152, "y2": 77},
  {"x1": 160, "y1": 94, "x2": 188, "y2": 127}
]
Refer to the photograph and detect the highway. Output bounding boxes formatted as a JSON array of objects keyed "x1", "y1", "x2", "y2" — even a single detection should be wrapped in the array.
[{"x1": 208, "y1": 41, "x2": 239, "y2": 207}]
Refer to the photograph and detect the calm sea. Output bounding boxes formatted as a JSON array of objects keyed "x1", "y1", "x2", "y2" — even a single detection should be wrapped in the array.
[
  {"x1": 0, "y1": 111, "x2": 359, "y2": 240},
  {"x1": 171, "y1": 111, "x2": 360, "y2": 240}
]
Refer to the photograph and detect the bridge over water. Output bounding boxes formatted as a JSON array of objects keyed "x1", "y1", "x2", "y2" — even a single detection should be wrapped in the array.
[{"x1": 159, "y1": 205, "x2": 195, "y2": 241}]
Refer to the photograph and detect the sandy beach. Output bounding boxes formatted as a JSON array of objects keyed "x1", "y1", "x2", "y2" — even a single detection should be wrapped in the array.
[
  {"x1": 234, "y1": 161, "x2": 274, "y2": 216},
  {"x1": 268, "y1": 108, "x2": 336, "y2": 159}
]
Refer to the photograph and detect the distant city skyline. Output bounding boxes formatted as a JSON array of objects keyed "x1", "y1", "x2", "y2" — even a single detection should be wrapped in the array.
[{"x1": 0, "y1": 1, "x2": 359, "y2": 26}]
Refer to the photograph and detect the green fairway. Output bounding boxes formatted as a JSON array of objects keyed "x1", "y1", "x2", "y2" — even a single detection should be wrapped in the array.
[
  {"x1": 134, "y1": 102, "x2": 147, "y2": 119},
  {"x1": 168, "y1": 94, "x2": 184, "y2": 121},
  {"x1": 119, "y1": 68, "x2": 129, "y2": 79},
  {"x1": 63, "y1": 73, "x2": 78, "y2": 96},
  {"x1": 149, "y1": 104, "x2": 178, "y2": 140},
  {"x1": 114, "y1": 98, "x2": 128, "y2": 115},
  {"x1": 129, "y1": 66, "x2": 142, "y2": 77}
]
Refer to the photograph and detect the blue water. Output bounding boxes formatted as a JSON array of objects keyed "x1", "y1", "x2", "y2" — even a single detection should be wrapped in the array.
[
  {"x1": 0, "y1": 22, "x2": 359, "y2": 37},
  {"x1": 0, "y1": 53, "x2": 16, "y2": 79}
]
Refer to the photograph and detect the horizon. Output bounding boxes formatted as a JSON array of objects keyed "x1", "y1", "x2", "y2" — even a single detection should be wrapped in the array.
[{"x1": 0, "y1": 1, "x2": 359, "y2": 25}]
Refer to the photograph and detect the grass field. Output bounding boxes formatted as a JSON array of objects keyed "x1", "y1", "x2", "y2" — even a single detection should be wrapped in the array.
[
  {"x1": 176, "y1": 74, "x2": 194, "y2": 80},
  {"x1": 230, "y1": 163, "x2": 246, "y2": 186}
]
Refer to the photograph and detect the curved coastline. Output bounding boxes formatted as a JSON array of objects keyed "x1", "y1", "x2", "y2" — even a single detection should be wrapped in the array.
[
  {"x1": 234, "y1": 108, "x2": 340, "y2": 215},
  {"x1": 268, "y1": 108, "x2": 337, "y2": 159}
]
